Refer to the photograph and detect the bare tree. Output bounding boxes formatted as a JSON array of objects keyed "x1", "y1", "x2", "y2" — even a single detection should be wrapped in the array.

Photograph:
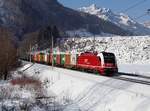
[
  {"x1": 0, "y1": 27, "x2": 18, "y2": 80},
  {"x1": 19, "y1": 31, "x2": 39, "y2": 60}
]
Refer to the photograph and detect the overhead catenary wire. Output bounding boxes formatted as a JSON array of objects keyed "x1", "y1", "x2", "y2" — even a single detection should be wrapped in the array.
[
  {"x1": 121, "y1": 0, "x2": 148, "y2": 13},
  {"x1": 96, "y1": 0, "x2": 149, "y2": 24},
  {"x1": 134, "y1": 13, "x2": 148, "y2": 20},
  {"x1": 134, "y1": 9, "x2": 150, "y2": 20}
]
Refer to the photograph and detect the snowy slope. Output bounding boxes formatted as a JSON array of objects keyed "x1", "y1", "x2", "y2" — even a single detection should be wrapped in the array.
[
  {"x1": 21, "y1": 62, "x2": 150, "y2": 111},
  {"x1": 62, "y1": 36, "x2": 150, "y2": 64},
  {"x1": 79, "y1": 4, "x2": 150, "y2": 35}
]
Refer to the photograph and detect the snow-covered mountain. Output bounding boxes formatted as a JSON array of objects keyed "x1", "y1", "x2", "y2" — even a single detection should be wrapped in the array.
[
  {"x1": 0, "y1": 0, "x2": 130, "y2": 38},
  {"x1": 144, "y1": 21, "x2": 150, "y2": 28},
  {"x1": 79, "y1": 4, "x2": 150, "y2": 36}
]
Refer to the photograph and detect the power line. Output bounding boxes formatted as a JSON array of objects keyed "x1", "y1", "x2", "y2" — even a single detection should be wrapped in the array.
[
  {"x1": 134, "y1": 9, "x2": 150, "y2": 20},
  {"x1": 121, "y1": 0, "x2": 148, "y2": 13},
  {"x1": 134, "y1": 13, "x2": 148, "y2": 20}
]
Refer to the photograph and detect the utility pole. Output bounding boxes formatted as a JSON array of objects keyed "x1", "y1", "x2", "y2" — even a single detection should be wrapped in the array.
[
  {"x1": 93, "y1": 33, "x2": 96, "y2": 52},
  {"x1": 51, "y1": 30, "x2": 54, "y2": 69},
  {"x1": 30, "y1": 44, "x2": 32, "y2": 62}
]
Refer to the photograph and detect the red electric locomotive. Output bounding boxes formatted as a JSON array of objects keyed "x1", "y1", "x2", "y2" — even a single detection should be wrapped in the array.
[{"x1": 77, "y1": 52, "x2": 118, "y2": 76}]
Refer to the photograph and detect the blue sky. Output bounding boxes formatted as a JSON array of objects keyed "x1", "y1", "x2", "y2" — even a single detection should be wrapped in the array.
[{"x1": 58, "y1": 0, "x2": 150, "y2": 22}]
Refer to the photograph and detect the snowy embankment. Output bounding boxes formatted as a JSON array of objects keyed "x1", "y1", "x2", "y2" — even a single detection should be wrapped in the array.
[
  {"x1": 119, "y1": 64, "x2": 150, "y2": 75},
  {"x1": 20, "y1": 62, "x2": 150, "y2": 111}
]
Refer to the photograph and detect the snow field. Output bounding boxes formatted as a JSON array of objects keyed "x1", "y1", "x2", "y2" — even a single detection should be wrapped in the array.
[
  {"x1": 0, "y1": 82, "x2": 36, "y2": 111},
  {"x1": 22, "y1": 62, "x2": 150, "y2": 111},
  {"x1": 119, "y1": 64, "x2": 150, "y2": 75}
]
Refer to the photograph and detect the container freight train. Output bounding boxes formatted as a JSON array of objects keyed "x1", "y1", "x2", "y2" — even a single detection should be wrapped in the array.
[{"x1": 30, "y1": 51, "x2": 118, "y2": 76}]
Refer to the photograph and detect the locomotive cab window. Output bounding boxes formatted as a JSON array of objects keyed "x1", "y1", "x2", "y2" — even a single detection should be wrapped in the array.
[{"x1": 103, "y1": 53, "x2": 116, "y2": 64}]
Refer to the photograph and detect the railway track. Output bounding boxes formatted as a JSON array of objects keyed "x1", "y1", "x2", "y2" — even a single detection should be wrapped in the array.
[
  {"x1": 113, "y1": 73, "x2": 150, "y2": 86},
  {"x1": 117, "y1": 72, "x2": 150, "y2": 79}
]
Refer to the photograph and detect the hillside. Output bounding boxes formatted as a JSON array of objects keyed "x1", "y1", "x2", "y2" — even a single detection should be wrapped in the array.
[
  {"x1": 62, "y1": 36, "x2": 150, "y2": 64},
  {"x1": 0, "y1": 0, "x2": 130, "y2": 38}
]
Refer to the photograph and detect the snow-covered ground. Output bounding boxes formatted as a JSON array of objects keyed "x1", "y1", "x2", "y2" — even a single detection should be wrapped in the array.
[
  {"x1": 119, "y1": 64, "x2": 150, "y2": 75},
  {"x1": 9, "y1": 62, "x2": 150, "y2": 111}
]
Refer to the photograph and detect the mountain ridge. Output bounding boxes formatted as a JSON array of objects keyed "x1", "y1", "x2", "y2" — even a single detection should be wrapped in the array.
[
  {"x1": 0, "y1": 0, "x2": 131, "y2": 38},
  {"x1": 79, "y1": 4, "x2": 150, "y2": 36}
]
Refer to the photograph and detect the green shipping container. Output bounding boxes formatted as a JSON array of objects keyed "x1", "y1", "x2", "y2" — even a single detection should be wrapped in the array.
[
  {"x1": 53, "y1": 54, "x2": 57, "y2": 65},
  {"x1": 60, "y1": 54, "x2": 65, "y2": 66}
]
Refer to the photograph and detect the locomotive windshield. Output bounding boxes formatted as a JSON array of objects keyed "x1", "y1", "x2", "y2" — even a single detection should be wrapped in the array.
[{"x1": 103, "y1": 53, "x2": 116, "y2": 64}]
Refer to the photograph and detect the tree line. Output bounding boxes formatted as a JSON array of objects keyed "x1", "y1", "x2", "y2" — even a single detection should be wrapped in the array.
[
  {"x1": 19, "y1": 25, "x2": 61, "y2": 59},
  {"x1": 0, "y1": 25, "x2": 61, "y2": 80}
]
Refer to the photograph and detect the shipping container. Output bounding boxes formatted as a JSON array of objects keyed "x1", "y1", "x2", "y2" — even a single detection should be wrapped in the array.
[
  {"x1": 44, "y1": 53, "x2": 49, "y2": 64},
  {"x1": 70, "y1": 53, "x2": 78, "y2": 66},
  {"x1": 53, "y1": 54, "x2": 57, "y2": 65},
  {"x1": 49, "y1": 53, "x2": 57, "y2": 65},
  {"x1": 50, "y1": 54, "x2": 52, "y2": 64},
  {"x1": 37, "y1": 53, "x2": 41, "y2": 62},
  {"x1": 40, "y1": 53, "x2": 45, "y2": 63},
  {"x1": 60, "y1": 53, "x2": 65, "y2": 66},
  {"x1": 44, "y1": 54, "x2": 47, "y2": 63},
  {"x1": 65, "y1": 53, "x2": 71, "y2": 66},
  {"x1": 47, "y1": 54, "x2": 50, "y2": 64},
  {"x1": 56, "y1": 54, "x2": 61, "y2": 65}
]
